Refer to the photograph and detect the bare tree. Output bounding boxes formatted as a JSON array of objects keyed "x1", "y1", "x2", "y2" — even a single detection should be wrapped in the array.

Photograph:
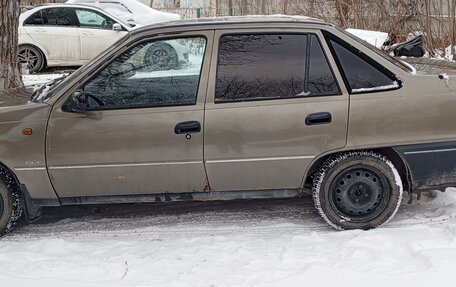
[{"x1": 0, "y1": 0, "x2": 23, "y2": 90}]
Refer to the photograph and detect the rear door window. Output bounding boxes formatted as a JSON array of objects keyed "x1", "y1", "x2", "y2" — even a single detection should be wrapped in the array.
[
  {"x1": 24, "y1": 11, "x2": 43, "y2": 25},
  {"x1": 215, "y1": 33, "x2": 340, "y2": 103},
  {"x1": 308, "y1": 35, "x2": 341, "y2": 96},
  {"x1": 41, "y1": 7, "x2": 76, "y2": 27}
]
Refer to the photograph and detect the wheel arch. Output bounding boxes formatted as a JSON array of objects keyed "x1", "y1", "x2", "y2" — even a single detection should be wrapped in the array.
[{"x1": 303, "y1": 147, "x2": 413, "y2": 193}]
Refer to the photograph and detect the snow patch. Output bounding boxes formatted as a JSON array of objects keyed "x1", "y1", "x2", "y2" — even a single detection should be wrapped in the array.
[
  {"x1": 352, "y1": 81, "x2": 399, "y2": 93},
  {"x1": 22, "y1": 73, "x2": 68, "y2": 87},
  {"x1": 400, "y1": 60, "x2": 417, "y2": 75},
  {"x1": 346, "y1": 28, "x2": 389, "y2": 49},
  {"x1": 295, "y1": 91, "x2": 311, "y2": 97}
]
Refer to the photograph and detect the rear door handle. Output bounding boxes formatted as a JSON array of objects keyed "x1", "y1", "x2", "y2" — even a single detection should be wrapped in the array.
[
  {"x1": 174, "y1": 121, "x2": 201, "y2": 134},
  {"x1": 305, "y1": 112, "x2": 332, "y2": 125}
]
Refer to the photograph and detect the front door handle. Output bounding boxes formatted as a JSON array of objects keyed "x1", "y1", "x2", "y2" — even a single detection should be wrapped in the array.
[
  {"x1": 174, "y1": 121, "x2": 201, "y2": 134},
  {"x1": 305, "y1": 112, "x2": 332, "y2": 125}
]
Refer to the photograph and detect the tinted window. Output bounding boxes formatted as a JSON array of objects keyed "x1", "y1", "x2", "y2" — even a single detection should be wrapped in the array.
[
  {"x1": 99, "y1": 3, "x2": 131, "y2": 13},
  {"x1": 83, "y1": 37, "x2": 206, "y2": 110},
  {"x1": 308, "y1": 35, "x2": 340, "y2": 96},
  {"x1": 24, "y1": 11, "x2": 43, "y2": 25},
  {"x1": 215, "y1": 33, "x2": 339, "y2": 103},
  {"x1": 328, "y1": 37, "x2": 398, "y2": 93},
  {"x1": 41, "y1": 8, "x2": 75, "y2": 26},
  {"x1": 75, "y1": 9, "x2": 114, "y2": 30},
  {"x1": 337, "y1": 27, "x2": 413, "y2": 73}
]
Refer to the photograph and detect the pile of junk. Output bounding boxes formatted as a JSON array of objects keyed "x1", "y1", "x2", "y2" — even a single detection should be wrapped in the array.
[{"x1": 346, "y1": 28, "x2": 426, "y2": 57}]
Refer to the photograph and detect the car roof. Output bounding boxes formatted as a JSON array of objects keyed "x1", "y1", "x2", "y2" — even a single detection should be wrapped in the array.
[
  {"x1": 130, "y1": 15, "x2": 333, "y2": 35},
  {"x1": 22, "y1": 3, "x2": 115, "y2": 10}
]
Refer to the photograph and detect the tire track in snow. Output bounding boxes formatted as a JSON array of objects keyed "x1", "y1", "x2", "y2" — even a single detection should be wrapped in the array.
[{"x1": 6, "y1": 190, "x2": 456, "y2": 241}]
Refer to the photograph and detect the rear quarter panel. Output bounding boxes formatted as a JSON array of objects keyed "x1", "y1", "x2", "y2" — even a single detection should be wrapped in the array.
[{"x1": 347, "y1": 75, "x2": 456, "y2": 190}]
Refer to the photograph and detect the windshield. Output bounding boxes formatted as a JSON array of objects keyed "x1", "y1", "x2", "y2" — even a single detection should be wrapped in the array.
[
  {"x1": 99, "y1": 3, "x2": 131, "y2": 14},
  {"x1": 32, "y1": 33, "x2": 130, "y2": 103},
  {"x1": 338, "y1": 27, "x2": 414, "y2": 73}
]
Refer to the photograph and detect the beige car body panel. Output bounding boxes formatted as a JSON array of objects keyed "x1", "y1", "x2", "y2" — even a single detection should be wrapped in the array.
[
  {"x1": 0, "y1": 99, "x2": 57, "y2": 201},
  {"x1": 47, "y1": 30, "x2": 214, "y2": 198},
  {"x1": 320, "y1": 28, "x2": 456, "y2": 149},
  {"x1": 204, "y1": 28, "x2": 349, "y2": 191},
  {"x1": 1, "y1": 16, "x2": 455, "y2": 207}
]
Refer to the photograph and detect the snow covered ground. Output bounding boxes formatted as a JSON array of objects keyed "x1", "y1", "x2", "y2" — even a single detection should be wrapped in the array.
[{"x1": 1, "y1": 189, "x2": 456, "y2": 286}]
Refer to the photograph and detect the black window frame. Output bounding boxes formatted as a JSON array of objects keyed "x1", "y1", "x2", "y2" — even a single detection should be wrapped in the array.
[
  {"x1": 64, "y1": 35, "x2": 208, "y2": 112},
  {"x1": 322, "y1": 30, "x2": 402, "y2": 95},
  {"x1": 214, "y1": 32, "x2": 341, "y2": 104}
]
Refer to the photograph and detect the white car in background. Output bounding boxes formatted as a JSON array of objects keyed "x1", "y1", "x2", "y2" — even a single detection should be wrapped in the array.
[
  {"x1": 66, "y1": 0, "x2": 180, "y2": 26},
  {"x1": 19, "y1": 4, "x2": 188, "y2": 73}
]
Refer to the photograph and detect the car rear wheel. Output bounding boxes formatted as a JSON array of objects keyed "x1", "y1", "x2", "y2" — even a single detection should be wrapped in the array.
[
  {"x1": 0, "y1": 177, "x2": 23, "y2": 237},
  {"x1": 145, "y1": 43, "x2": 178, "y2": 71},
  {"x1": 18, "y1": 45, "x2": 45, "y2": 73},
  {"x1": 312, "y1": 151, "x2": 403, "y2": 230}
]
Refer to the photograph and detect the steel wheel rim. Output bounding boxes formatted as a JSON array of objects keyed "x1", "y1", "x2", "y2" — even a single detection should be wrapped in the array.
[
  {"x1": 329, "y1": 164, "x2": 391, "y2": 222},
  {"x1": 18, "y1": 48, "x2": 39, "y2": 70}
]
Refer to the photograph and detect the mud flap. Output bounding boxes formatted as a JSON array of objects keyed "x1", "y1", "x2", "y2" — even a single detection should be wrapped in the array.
[{"x1": 20, "y1": 184, "x2": 42, "y2": 222}]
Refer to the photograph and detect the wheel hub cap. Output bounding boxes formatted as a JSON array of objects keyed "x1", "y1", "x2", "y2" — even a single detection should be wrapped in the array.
[
  {"x1": 330, "y1": 165, "x2": 390, "y2": 221},
  {"x1": 18, "y1": 48, "x2": 39, "y2": 70}
]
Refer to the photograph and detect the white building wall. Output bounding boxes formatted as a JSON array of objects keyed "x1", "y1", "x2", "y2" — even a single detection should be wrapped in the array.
[{"x1": 180, "y1": 0, "x2": 211, "y2": 8}]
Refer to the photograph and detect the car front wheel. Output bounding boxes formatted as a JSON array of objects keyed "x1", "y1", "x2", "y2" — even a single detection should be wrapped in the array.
[
  {"x1": 312, "y1": 151, "x2": 403, "y2": 230},
  {"x1": 0, "y1": 176, "x2": 23, "y2": 237}
]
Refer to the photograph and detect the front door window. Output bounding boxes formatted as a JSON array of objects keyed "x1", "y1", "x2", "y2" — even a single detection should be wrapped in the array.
[{"x1": 83, "y1": 37, "x2": 206, "y2": 109}]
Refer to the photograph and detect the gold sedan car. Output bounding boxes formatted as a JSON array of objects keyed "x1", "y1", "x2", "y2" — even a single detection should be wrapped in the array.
[{"x1": 0, "y1": 16, "x2": 453, "y2": 236}]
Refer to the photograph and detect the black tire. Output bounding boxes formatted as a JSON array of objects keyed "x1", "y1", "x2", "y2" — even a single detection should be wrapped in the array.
[
  {"x1": 144, "y1": 43, "x2": 178, "y2": 71},
  {"x1": 0, "y1": 170, "x2": 23, "y2": 237},
  {"x1": 312, "y1": 151, "x2": 403, "y2": 230},
  {"x1": 18, "y1": 45, "x2": 45, "y2": 73}
]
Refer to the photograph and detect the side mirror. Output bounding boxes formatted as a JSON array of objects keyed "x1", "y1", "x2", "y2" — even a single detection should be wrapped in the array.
[
  {"x1": 112, "y1": 23, "x2": 122, "y2": 31},
  {"x1": 66, "y1": 90, "x2": 88, "y2": 113}
]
